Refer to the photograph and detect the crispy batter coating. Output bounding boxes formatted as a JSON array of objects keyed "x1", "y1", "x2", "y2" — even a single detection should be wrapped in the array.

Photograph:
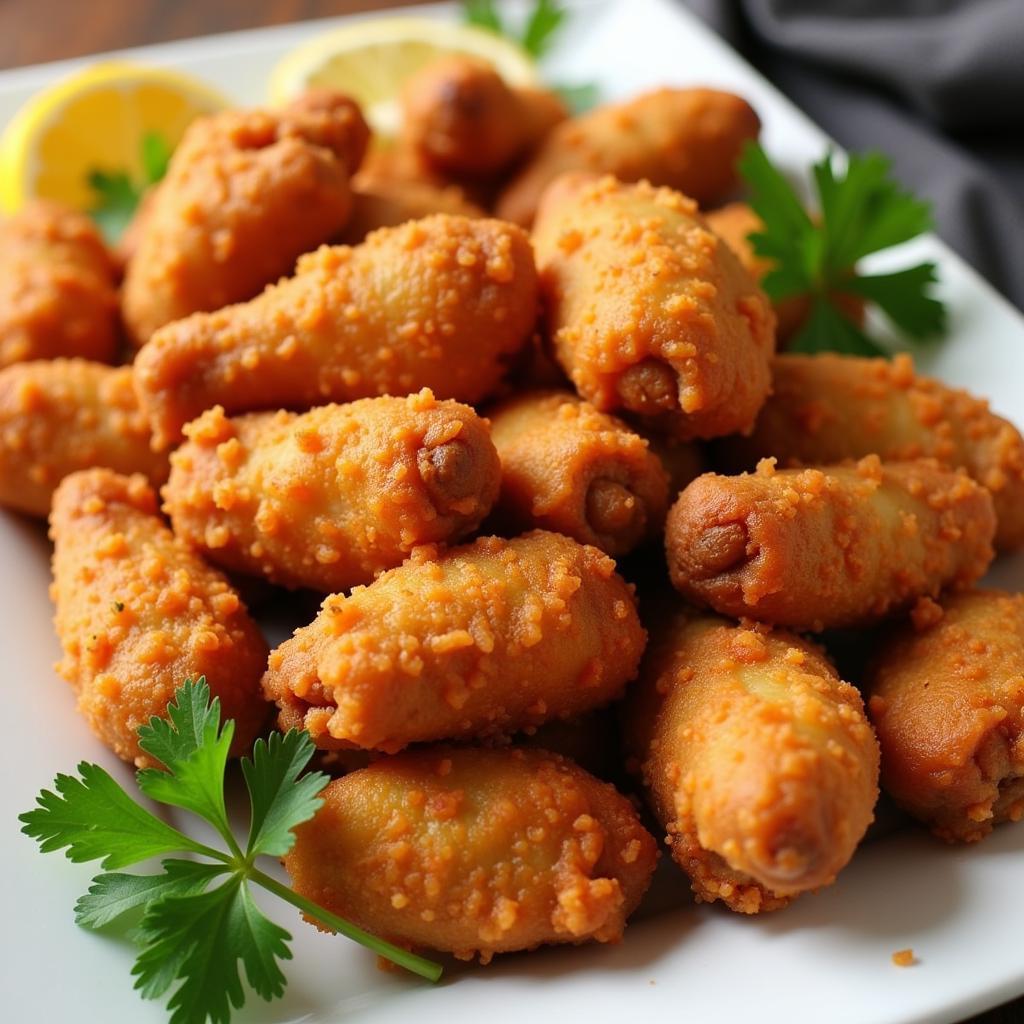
[
  {"x1": 164, "y1": 390, "x2": 500, "y2": 592},
  {"x1": 497, "y1": 88, "x2": 760, "y2": 226},
  {"x1": 0, "y1": 360, "x2": 168, "y2": 516},
  {"x1": 867, "y1": 589, "x2": 1024, "y2": 842},
  {"x1": 705, "y1": 202, "x2": 807, "y2": 341},
  {"x1": 666, "y1": 456, "x2": 996, "y2": 631},
  {"x1": 0, "y1": 200, "x2": 118, "y2": 367},
  {"x1": 134, "y1": 214, "x2": 538, "y2": 448},
  {"x1": 488, "y1": 390, "x2": 669, "y2": 556},
  {"x1": 623, "y1": 608, "x2": 879, "y2": 912},
  {"x1": 718, "y1": 353, "x2": 1024, "y2": 552},
  {"x1": 401, "y1": 56, "x2": 567, "y2": 178},
  {"x1": 262, "y1": 531, "x2": 646, "y2": 753},
  {"x1": 339, "y1": 177, "x2": 483, "y2": 244},
  {"x1": 284, "y1": 746, "x2": 657, "y2": 961},
  {"x1": 49, "y1": 469, "x2": 268, "y2": 766},
  {"x1": 533, "y1": 175, "x2": 775, "y2": 439},
  {"x1": 121, "y1": 90, "x2": 370, "y2": 346}
]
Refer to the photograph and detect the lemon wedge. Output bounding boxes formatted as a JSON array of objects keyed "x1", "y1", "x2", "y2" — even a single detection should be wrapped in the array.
[
  {"x1": 268, "y1": 17, "x2": 538, "y2": 137},
  {"x1": 0, "y1": 62, "x2": 227, "y2": 214}
]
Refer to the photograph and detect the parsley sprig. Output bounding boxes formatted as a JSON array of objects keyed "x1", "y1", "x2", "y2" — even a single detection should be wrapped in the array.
[
  {"x1": 739, "y1": 142, "x2": 947, "y2": 356},
  {"x1": 462, "y1": 0, "x2": 599, "y2": 113},
  {"x1": 20, "y1": 679, "x2": 442, "y2": 1024},
  {"x1": 88, "y1": 131, "x2": 172, "y2": 244}
]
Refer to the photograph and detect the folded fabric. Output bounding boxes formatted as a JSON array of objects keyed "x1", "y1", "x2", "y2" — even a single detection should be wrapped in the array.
[{"x1": 686, "y1": 0, "x2": 1024, "y2": 311}]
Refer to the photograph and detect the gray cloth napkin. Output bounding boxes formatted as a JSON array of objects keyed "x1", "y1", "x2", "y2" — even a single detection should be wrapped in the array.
[{"x1": 684, "y1": 0, "x2": 1024, "y2": 311}]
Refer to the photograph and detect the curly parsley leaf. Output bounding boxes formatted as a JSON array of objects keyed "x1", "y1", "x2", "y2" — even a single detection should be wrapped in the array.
[
  {"x1": 552, "y1": 81, "x2": 601, "y2": 114},
  {"x1": 21, "y1": 679, "x2": 442, "y2": 1024},
  {"x1": 790, "y1": 296, "x2": 885, "y2": 357},
  {"x1": 739, "y1": 142, "x2": 947, "y2": 352},
  {"x1": 521, "y1": 0, "x2": 567, "y2": 57},
  {"x1": 845, "y1": 264, "x2": 946, "y2": 339},
  {"x1": 242, "y1": 730, "x2": 327, "y2": 859},
  {"x1": 87, "y1": 170, "x2": 139, "y2": 245},
  {"x1": 75, "y1": 859, "x2": 228, "y2": 929},
  {"x1": 137, "y1": 680, "x2": 235, "y2": 848},
  {"x1": 132, "y1": 875, "x2": 292, "y2": 1024},
  {"x1": 461, "y1": 0, "x2": 503, "y2": 33},
  {"x1": 19, "y1": 761, "x2": 211, "y2": 869},
  {"x1": 88, "y1": 130, "x2": 171, "y2": 244},
  {"x1": 141, "y1": 131, "x2": 173, "y2": 184}
]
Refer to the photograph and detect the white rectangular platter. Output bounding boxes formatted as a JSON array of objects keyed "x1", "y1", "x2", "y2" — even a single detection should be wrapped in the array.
[{"x1": 1, "y1": 2, "x2": 1023, "y2": 1023}]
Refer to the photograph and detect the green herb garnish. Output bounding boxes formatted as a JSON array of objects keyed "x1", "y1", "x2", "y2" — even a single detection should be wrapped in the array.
[
  {"x1": 520, "y1": 0, "x2": 568, "y2": 59},
  {"x1": 462, "y1": 0, "x2": 504, "y2": 34},
  {"x1": 88, "y1": 130, "x2": 172, "y2": 245},
  {"x1": 739, "y1": 142, "x2": 947, "y2": 356},
  {"x1": 462, "y1": 0, "x2": 599, "y2": 111},
  {"x1": 20, "y1": 679, "x2": 442, "y2": 1024},
  {"x1": 552, "y1": 82, "x2": 601, "y2": 115}
]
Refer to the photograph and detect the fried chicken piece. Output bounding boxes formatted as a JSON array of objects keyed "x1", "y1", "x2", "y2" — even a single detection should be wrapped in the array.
[
  {"x1": 497, "y1": 88, "x2": 760, "y2": 226},
  {"x1": 284, "y1": 746, "x2": 657, "y2": 961},
  {"x1": 0, "y1": 200, "x2": 118, "y2": 367},
  {"x1": 623, "y1": 608, "x2": 878, "y2": 913},
  {"x1": 401, "y1": 56, "x2": 567, "y2": 178},
  {"x1": 0, "y1": 360, "x2": 168, "y2": 516},
  {"x1": 706, "y1": 202, "x2": 804, "y2": 340},
  {"x1": 49, "y1": 469, "x2": 268, "y2": 766},
  {"x1": 134, "y1": 214, "x2": 538, "y2": 448},
  {"x1": 533, "y1": 175, "x2": 775, "y2": 439},
  {"x1": 339, "y1": 177, "x2": 484, "y2": 244},
  {"x1": 716, "y1": 353, "x2": 1024, "y2": 552},
  {"x1": 488, "y1": 390, "x2": 669, "y2": 556},
  {"x1": 164, "y1": 390, "x2": 500, "y2": 592},
  {"x1": 262, "y1": 531, "x2": 646, "y2": 753},
  {"x1": 121, "y1": 90, "x2": 370, "y2": 346},
  {"x1": 666, "y1": 456, "x2": 995, "y2": 631},
  {"x1": 867, "y1": 589, "x2": 1024, "y2": 842}
]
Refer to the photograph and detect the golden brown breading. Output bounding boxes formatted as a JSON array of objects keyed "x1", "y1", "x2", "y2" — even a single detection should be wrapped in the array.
[
  {"x1": 339, "y1": 177, "x2": 484, "y2": 244},
  {"x1": 497, "y1": 88, "x2": 760, "y2": 226},
  {"x1": 49, "y1": 469, "x2": 268, "y2": 766},
  {"x1": 262, "y1": 531, "x2": 646, "y2": 753},
  {"x1": 488, "y1": 390, "x2": 669, "y2": 556},
  {"x1": 284, "y1": 746, "x2": 657, "y2": 961},
  {"x1": 717, "y1": 353, "x2": 1024, "y2": 552},
  {"x1": 0, "y1": 200, "x2": 118, "y2": 367},
  {"x1": 532, "y1": 175, "x2": 775, "y2": 439},
  {"x1": 705, "y1": 202, "x2": 807, "y2": 341},
  {"x1": 401, "y1": 56, "x2": 567, "y2": 178},
  {"x1": 134, "y1": 214, "x2": 538, "y2": 448},
  {"x1": 164, "y1": 390, "x2": 500, "y2": 592},
  {"x1": 121, "y1": 90, "x2": 370, "y2": 346},
  {"x1": 867, "y1": 589, "x2": 1024, "y2": 842},
  {"x1": 0, "y1": 360, "x2": 168, "y2": 516},
  {"x1": 623, "y1": 608, "x2": 879, "y2": 913},
  {"x1": 666, "y1": 456, "x2": 995, "y2": 631}
]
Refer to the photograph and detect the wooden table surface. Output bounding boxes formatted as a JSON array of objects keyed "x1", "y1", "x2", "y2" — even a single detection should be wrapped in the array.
[{"x1": 0, "y1": 2, "x2": 1018, "y2": 1023}]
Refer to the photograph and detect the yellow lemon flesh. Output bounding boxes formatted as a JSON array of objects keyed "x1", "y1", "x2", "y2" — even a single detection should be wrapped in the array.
[
  {"x1": 0, "y1": 62, "x2": 227, "y2": 214},
  {"x1": 268, "y1": 17, "x2": 538, "y2": 137}
]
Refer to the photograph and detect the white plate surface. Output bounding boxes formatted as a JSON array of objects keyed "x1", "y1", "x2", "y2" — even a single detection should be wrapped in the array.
[{"x1": 1, "y1": 2, "x2": 1023, "y2": 1023}]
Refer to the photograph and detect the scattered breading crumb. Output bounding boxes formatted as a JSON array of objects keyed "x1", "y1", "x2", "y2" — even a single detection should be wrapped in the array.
[{"x1": 891, "y1": 948, "x2": 916, "y2": 967}]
